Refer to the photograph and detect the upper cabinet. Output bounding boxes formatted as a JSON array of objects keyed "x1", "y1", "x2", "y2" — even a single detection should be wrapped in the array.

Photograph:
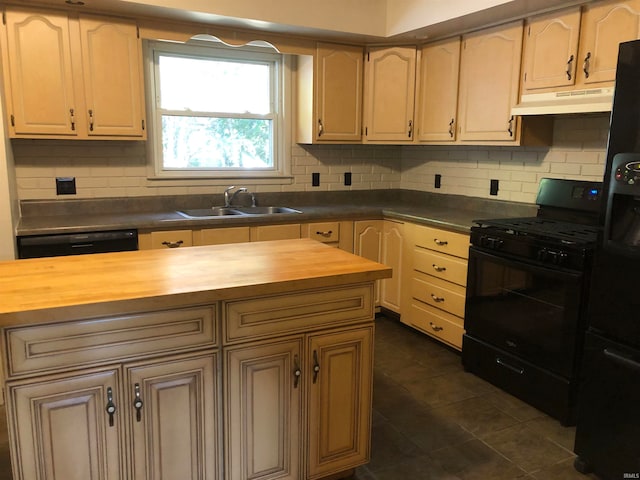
[
  {"x1": 522, "y1": 0, "x2": 640, "y2": 93},
  {"x1": 578, "y1": 0, "x2": 640, "y2": 86},
  {"x1": 363, "y1": 46, "x2": 416, "y2": 143},
  {"x1": 521, "y1": 7, "x2": 582, "y2": 91},
  {"x1": 458, "y1": 20, "x2": 525, "y2": 142},
  {"x1": 296, "y1": 42, "x2": 363, "y2": 143},
  {"x1": 414, "y1": 37, "x2": 461, "y2": 143},
  {"x1": 2, "y1": 7, "x2": 146, "y2": 140}
]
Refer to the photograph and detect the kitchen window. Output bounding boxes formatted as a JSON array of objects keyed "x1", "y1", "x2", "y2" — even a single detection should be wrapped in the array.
[{"x1": 146, "y1": 39, "x2": 291, "y2": 181}]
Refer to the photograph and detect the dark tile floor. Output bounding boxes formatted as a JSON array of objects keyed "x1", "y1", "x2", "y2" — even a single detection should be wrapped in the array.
[
  {"x1": 350, "y1": 316, "x2": 600, "y2": 480},
  {"x1": 0, "y1": 316, "x2": 600, "y2": 480}
]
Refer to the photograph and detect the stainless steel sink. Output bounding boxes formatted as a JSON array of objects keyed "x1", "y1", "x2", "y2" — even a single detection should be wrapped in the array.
[
  {"x1": 176, "y1": 206, "x2": 302, "y2": 219},
  {"x1": 235, "y1": 206, "x2": 302, "y2": 215},
  {"x1": 176, "y1": 207, "x2": 243, "y2": 218}
]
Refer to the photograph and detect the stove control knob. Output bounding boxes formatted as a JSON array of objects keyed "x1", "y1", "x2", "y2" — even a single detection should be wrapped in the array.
[
  {"x1": 481, "y1": 236, "x2": 504, "y2": 250},
  {"x1": 537, "y1": 248, "x2": 548, "y2": 261}
]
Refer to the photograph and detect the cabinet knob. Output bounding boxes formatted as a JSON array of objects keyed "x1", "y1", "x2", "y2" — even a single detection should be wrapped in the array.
[
  {"x1": 566, "y1": 54, "x2": 574, "y2": 81},
  {"x1": 429, "y1": 322, "x2": 443, "y2": 332},
  {"x1": 133, "y1": 383, "x2": 144, "y2": 422},
  {"x1": 105, "y1": 386, "x2": 117, "y2": 427},
  {"x1": 583, "y1": 52, "x2": 591, "y2": 79},
  {"x1": 161, "y1": 240, "x2": 184, "y2": 248},
  {"x1": 312, "y1": 350, "x2": 320, "y2": 384},
  {"x1": 293, "y1": 355, "x2": 301, "y2": 388}
]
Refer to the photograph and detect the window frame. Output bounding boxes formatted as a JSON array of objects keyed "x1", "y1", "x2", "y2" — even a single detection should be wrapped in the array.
[{"x1": 145, "y1": 39, "x2": 292, "y2": 183}]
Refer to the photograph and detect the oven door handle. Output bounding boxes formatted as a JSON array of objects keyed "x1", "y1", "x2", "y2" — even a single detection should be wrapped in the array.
[
  {"x1": 495, "y1": 357, "x2": 524, "y2": 375},
  {"x1": 604, "y1": 348, "x2": 640, "y2": 372}
]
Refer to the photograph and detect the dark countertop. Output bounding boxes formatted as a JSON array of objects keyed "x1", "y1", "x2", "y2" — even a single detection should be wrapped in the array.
[{"x1": 16, "y1": 190, "x2": 538, "y2": 236}]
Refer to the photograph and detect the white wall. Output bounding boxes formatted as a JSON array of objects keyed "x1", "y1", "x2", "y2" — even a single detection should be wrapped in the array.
[{"x1": 12, "y1": 114, "x2": 609, "y2": 205}]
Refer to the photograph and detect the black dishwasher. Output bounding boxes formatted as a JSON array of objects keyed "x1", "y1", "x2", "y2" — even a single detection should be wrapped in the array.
[{"x1": 18, "y1": 230, "x2": 138, "y2": 258}]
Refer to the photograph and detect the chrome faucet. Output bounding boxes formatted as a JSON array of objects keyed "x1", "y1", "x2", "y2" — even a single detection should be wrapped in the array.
[{"x1": 224, "y1": 185, "x2": 248, "y2": 207}]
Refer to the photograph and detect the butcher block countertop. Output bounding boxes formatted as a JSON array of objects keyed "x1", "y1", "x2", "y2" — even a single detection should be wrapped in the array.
[{"x1": 0, "y1": 238, "x2": 391, "y2": 324}]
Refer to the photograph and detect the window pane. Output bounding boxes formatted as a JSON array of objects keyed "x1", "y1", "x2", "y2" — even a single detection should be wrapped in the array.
[
  {"x1": 161, "y1": 116, "x2": 273, "y2": 169},
  {"x1": 159, "y1": 55, "x2": 271, "y2": 114}
]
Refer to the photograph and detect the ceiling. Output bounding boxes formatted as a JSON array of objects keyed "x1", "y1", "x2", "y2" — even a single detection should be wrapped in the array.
[{"x1": 21, "y1": 0, "x2": 590, "y2": 43}]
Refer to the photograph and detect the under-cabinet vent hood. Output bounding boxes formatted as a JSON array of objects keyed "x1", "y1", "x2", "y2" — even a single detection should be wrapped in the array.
[{"x1": 511, "y1": 87, "x2": 614, "y2": 115}]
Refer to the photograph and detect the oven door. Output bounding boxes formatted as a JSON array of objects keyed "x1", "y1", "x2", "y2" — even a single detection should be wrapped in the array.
[{"x1": 465, "y1": 247, "x2": 585, "y2": 377}]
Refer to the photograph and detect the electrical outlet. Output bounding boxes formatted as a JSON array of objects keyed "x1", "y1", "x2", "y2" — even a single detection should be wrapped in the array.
[
  {"x1": 56, "y1": 177, "x2": 76, "y2": 195},
  {"x1": 490, "y1": 179, "x2": 499, "y2": 196},
  {"x1": 344, "y1": 172, "x2": 352, "y2": 186},
  {"x1": 435, "y1": 174, "x2": 442, "y2": 189},
  {"x1": 312, "y1": 172, "x2": 320, "y2": 187}
]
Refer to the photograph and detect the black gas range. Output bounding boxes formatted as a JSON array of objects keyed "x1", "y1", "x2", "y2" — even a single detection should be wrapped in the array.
[{"x1": 463, "y1": 178, "x2": 602, "y2": 425}]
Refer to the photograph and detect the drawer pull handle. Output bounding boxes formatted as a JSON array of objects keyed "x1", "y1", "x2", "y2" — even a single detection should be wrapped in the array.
[
  {"x1": 133, "y1": 383, "x2": 144, "y2": 422},
  {"x1": 161, "y1": 240, "x2": 184, "y2": 248},
  {"x1": 293, "y1": 355, "x2": 301, "y2": 388},
  {"x1": 434, "y1": 238, "x2": 448, "y2": 246},
  {"x1": 431, "y1": 293, "x2": 445, "y2": 302},
  {"x1": 496, "y1": 357, "x2": 524, "y2": 375},
  {"x1": 429, "y1": 322, "x2": 443, "y2": 332},
  {"x1": 312, "y1": 350, "x2": 320, "y2": 384},
  {"x1": 432, "y1": 264, "x2": 446, "y2": 272},
  {"x1": 316, "y1": 230, "x2": 333, "y2": 238},
  {"x1": 105, "y1": 386, "x2": 117, "y2": 427}
]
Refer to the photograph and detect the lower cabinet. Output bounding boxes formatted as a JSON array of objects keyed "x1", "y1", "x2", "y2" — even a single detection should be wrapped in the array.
[
  {"x1": 401, "y1": 222, "x2": 469, "y2": 350},
  {"x1": 3, "y1": 281, "x2": 376, "y2": 480},
  {"x1": 354, "y1": 219, "x2": 404, "y2": 314},
  {"x1": 224, "y1": 326, "x2": 373, "y2": 480},
  {"x1": 7, "y1": 351, "x2": 219, "y2": 480}
]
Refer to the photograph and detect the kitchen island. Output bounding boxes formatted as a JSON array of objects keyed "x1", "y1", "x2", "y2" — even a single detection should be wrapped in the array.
[{"x1": 0, "y1": 239, "x2": 390, "y2": 480}]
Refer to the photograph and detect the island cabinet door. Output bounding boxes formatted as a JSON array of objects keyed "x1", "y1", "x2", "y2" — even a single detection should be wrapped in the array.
[
  {"x1": 7, "y1": 367, "x2": 125, "y2": 480},
  {"x1": 306, "y1": 326, "x2": 373, "y2": 479},
  {"x1": 224, "y1": 337, "x2": 304, "y2": 480},
  {"x1": 126, "y1": 352, "x2": 219, "y2": 480}
]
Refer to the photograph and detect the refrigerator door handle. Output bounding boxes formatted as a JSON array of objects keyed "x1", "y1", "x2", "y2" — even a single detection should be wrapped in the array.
[{"x1": 603, "y1": 348, "x2": 640, "y2": 372}]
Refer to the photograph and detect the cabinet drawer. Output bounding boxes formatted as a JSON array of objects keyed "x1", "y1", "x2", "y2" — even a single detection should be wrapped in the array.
[
  {"x1": 411, "y1": 273, "x2": 466, "y2": 318},
  {"x1": 5, "y1": 306, "x2": 217, "y2": 376},
  {"x1": 412, "y1": 224, "x2": 470, "y2": 258},
  {"x1": 306, "y1": 222, "x2": 340, "y2": 244},
  {"x1": 414, "y1": 248, "x2": 468, "y2": 286},
  {"x1": 193, "y1": 226, "x2": 251, "y2": 246},
  {"x1": 223, "y1": 284, "x2": 374, "y2": 343},
  {"x1": 404, "y1": 300, "x2": 464, "y2": 350},
  {"x1": 149, "y1": 230, "x2": 193, "y2": 249}
]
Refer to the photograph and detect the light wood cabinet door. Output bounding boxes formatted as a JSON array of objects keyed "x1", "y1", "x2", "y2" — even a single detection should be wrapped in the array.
[
  {"x1": 127, "y1": 353, "x2": 219, "y2": 480},
  {"x1": 458, "y1": 21, "x2": 523, "y2": 142},
  {"x1": 380, "y1": 220, "x2": 404, "y2": 313},
  {"x1": 8, "y1": 368, "x2": 125, "y2": 480},
  {"x1": 224, "y1": 338, "x2": 303, "y2": 480},
  {"x1": 4, "y1": 8, "x2": 77, "y2": 136},
  {"x1": 307, "y1": 326, "x2": 373, "y2": 478},
  {"x1": 79, "y1": 15, "x2": 145, "y2": 137},
  {"x1": 363, "y1": 46, "x2": 416, "y2": 142},
  {"x1": 315, "y1": 43, "x2": 363, "y2": 142},
  {"x1": 521, "y1": 7, "x2": 581, "y2": 92},
  {"x1": 353, "y1": 220, "x2": 383, "y2": 305},
  {"x1": 578, "y1": 0, "x2": 640, "y2": 86},
  {"x1": 415, "y1": 37, "x2": 461, "y2": 142}
]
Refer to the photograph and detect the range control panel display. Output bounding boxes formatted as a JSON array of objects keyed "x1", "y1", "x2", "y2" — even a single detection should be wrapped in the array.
[{"x1": 572, "y1": 185, "x2": 601, "y2": 200}]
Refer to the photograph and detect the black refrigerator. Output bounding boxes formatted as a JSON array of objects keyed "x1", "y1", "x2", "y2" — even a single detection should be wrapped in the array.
[{"x1": 573, "y1": 39, "x2": 640, "y2": 478}]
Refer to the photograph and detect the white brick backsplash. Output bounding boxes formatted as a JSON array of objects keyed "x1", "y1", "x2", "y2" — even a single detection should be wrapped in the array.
[{"x1": 12, "y1": 115, "x2": 610, "y2": 204}]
